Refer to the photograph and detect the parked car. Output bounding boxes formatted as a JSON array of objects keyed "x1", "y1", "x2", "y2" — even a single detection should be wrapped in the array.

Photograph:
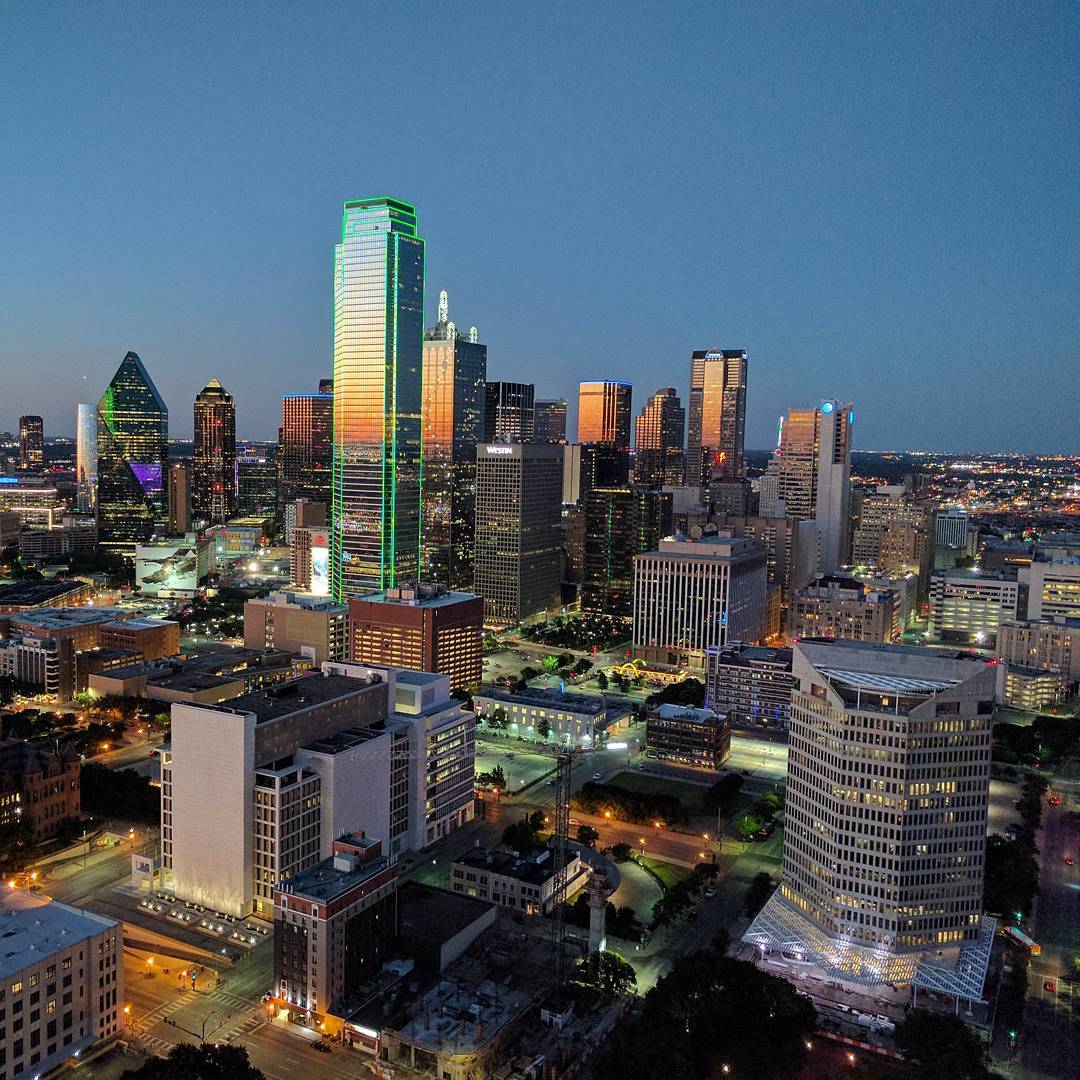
[{"x1": 592, "y1": 771, "x2": 603, "y2": 781}]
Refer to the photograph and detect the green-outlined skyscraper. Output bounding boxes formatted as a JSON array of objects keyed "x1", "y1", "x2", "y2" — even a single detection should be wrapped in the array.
[
  {"x1": 331, "y1": 198, "x2": 424, "y2": 600},
  {"x1": 96, "y1": 351, "x2": 169, "y2": 556}
]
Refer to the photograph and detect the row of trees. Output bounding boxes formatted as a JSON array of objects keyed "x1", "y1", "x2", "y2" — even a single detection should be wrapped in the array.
[
  {"x1": 983, "y1": 773, "x2": 1047, "y2": 918},
  {"x1": 81, "y1": 764, "x2": 160, "y2": 824},
  {"x1": 571, "y1": 780, "x2": 687, "y2": 826},
  {"x1": 993, "y1": 714, "x2": 1079, "y2": 770},
  {"x1": 735, "y1": 789, "x2": 784, "y2": 841},
  {"x1": 651, "y1": 863, "x2": 719, "y2": 929}
]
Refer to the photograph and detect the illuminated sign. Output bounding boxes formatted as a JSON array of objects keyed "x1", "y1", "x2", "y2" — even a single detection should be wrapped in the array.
[
  {"x1": 848, "y1": 410, "x2": 855, "y2": 423},
  {"x1": 0, "y1": 477, "x2": 18, "y2": 485},
  {"x1": 705, "y1": 351, "x2": 723, "y2": 359},
  {"x1": 485, "y1": 445, "x2": 513, "y2": 455},
  {"x1": 820, "y1": 401, "x2": 835, "y2": 414},
  {"x1": 310, "y1": 545, "x2": 329, "y2": 596}
]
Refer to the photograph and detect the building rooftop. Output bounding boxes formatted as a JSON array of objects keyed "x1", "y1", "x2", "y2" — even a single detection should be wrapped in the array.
[
  {"x1": 647, "y1": 535, "x2": 764, "y2": 560},
  {"x1": 393, "y1": 977, "x2": 531, "y2": 1054},
  {"x1": 113, "y1": 618, "x2": 177, "y2": 632},
  {"x1": 354, "y1": 583, "x2": 481, "y2": 608},
  {"x1": 0, "y1": 579, "x2": 88, "y2": 608},
  {"x1": 398, "y1": 881, "x2": 497, "y2": 951},
  {"x1": 453, "y1": 847, "x2": 563, "y2": 887},
  {"x1": 475, "y1": 686, "x2": 612, "y2": 716},
  {"x1": 651, "y1": 703, "x2": 725, "y2": 724},
  {"x1": 0, "y1": 890, "x2": 119, "y2": 983},
  {"x1": 214, "y1": 672, "x2": 381, "y2": 724},
  {"x1": 5, "y1": 606, "x2": 131, "y2": 630},
  {"x1": 708, "y1": 644, "x2": 793, "y2": 666},
  {"x1": 248, "y1": 591, "x2": 347, "y2": 613},
  {"x1": 277, "y1": 844, "x2": 391, "y2": 904},
  {"x1": 301, "y1": 725, "x2": 390, "y2": 756},
  {"x1": 932, "y1": 568, "x2": 1014, "y2": 582},
  {"x1": 148, "y1": 671, "x2": 243, "y2": 694}
]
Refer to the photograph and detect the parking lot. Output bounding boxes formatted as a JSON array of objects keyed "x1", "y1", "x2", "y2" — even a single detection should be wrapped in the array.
[{"x1": 474, "y1": 736, "x2": 559, "y2": 793}]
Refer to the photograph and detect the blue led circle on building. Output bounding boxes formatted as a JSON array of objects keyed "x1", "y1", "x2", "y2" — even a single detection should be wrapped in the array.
[{"x1": 820, "y1": 401, "x2": 834, "y2": 414}]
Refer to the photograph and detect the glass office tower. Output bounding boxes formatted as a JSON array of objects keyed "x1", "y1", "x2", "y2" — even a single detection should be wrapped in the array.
[
  {"x1": 76, "y1": 403, "x2": 97, "y2": 512},
  {"x1": 688, "y1": 349, "x2": 747, "y2": 486},
  {"x1": 96, "y1": 351, "x2": 169, "y2": 555},
  {"x1": 422, "y1": 292, "x2": 487, "y2": 589},
  {"x1": 331, "y1": 197, "x2": 424, "y2": 601},
  {"x1": 193, "y1": 379, "x2": 236, "y2": 524}
]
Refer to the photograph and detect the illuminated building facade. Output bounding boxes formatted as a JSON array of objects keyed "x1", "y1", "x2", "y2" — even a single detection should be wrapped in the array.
[
  {"x1": 421, "y1": 292, "x2": 487, "y2": 589},
  {"x1": 331, "y1": 198, "x2": 424, "y2": 600},
  {"x1": 577, "y1": 381, "x2": 631, "y2": 486},
  {"x1": 76, "y1": 403, "x2": 97, "y2": 512},
  {"x1": 633, "y1": 387, "x2": 685, "y2": 488},
  {"x1": 193, "y1": 379, "x2": 236, "y2": 524},
  {"x1": 278, "y1": 390, "x2": 333, "y2": 511},
  {"x1": 777, "y1": 400, "x2": 853, "y2": 574},
  {"x1": 18, "y1": 415, "x2": 43, "y2": 470},
  {"x1": 96, "y1": 351, "x2": 169, "y2": 556},
  {"x1": 687, "y1": 350, "x2": 746, "y2": 486},
  {"x1": 484, "y1": 381, "x2": 534, "y2": 443}
]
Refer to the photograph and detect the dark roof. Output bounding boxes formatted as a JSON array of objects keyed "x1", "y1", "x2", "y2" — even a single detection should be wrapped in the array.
[
  {"x1": 453, "y1": 847, "x2": 558, "y2": 886},
  {"x1": 397, "y1": 882, "x2": 495, "y2": 949},
  {"x1": 0, "y1": 579, "x2": 86, "y2": 607},
  {"x1": 215, "y1": 672, "x2": 382, "y2": 724}
]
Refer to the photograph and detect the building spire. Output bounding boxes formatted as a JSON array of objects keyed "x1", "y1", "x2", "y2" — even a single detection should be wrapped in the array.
[{"x1": 438, "y1": 289, "x2": 449, "y2": 325}]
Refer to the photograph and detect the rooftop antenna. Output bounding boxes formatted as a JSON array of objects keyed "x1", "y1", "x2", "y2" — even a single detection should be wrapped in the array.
[
  {"x1": 446, "y1": 321, "x2": 456, "y2": 341},
  {"x1": 438, "y1": 289, "x2": 449, "y2": 325},
  {"x1": 469, "y1": 326, "x2": 478, "y2": 343}
]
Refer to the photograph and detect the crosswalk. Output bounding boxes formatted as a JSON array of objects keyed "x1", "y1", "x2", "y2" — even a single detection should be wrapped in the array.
[{"x1": 135, "y1": 984, "x2": 267, "y2": 1050}]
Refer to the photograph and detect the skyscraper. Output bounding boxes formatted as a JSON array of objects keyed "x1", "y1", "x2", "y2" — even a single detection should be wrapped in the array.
[
  {"x1": 331, "y1": 197, "x2": 424, "y2": 601},
  {"x1": 687, "y1": 349, "x2": 747, "y2": 486},
  {"x1": 534, "y1": 399, "x2": 568, "y2": 443},
  {"x1": 744, "y1": 639, "x2": 999, "y2": 1002},
  {"x1": 168, "y1": 461, "x2": 191, "y2": 534},
  {"x1": 484, "y1": 382, "x2": 534, "y2": 443},
  {"x1": 193, "y1": 379, "x2": 236, "y2": 524},
  {"x1": 633, "y1": 387, "x2": 685, "y2": 488},
  {"x1": 474, "y1": 443, "x2": 563, "y2": 628},
  {"x1": 18, "y1": 416, "x2": 43, "y2": 470},
  {"x1": 96, "y1": 351, "x2": 169, "y2": 555},
  {"x1": 578, "y1": 381, "x2": 632, "y2": 486},
  {"x1": 581, "y1": 487, "x2": 672, "y2": 616},
  {"x1": 76, "y1": 403, "x2": 97, "y2": 512},
  {"x1": 777, "y1": 400, "x2": 853, "y2": 574},
  {"x1": 421, "y1": 291, "x2": 487, "y2": 589},
  {"x1": 278, "y1": 387, "x2": 333, "y2": 512}
]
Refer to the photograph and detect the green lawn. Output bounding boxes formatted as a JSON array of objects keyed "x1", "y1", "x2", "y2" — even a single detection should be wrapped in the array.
[
  {"x1": 638, "y1": 857, "x2": 691, "y2": 890},
  {"x1": 607, "y1": 770, "x2": 708, "y2": 816}
]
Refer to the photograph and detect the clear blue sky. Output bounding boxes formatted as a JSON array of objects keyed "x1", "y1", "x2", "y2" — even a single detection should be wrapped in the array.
[{"x1": 1, "y1": 3, "x2": 1077, "y2": 451}]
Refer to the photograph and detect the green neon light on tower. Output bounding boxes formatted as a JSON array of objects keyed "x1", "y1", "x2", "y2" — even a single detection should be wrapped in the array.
[{"x1": 330, "y1": 197, "x2": 425, "y2": 602}]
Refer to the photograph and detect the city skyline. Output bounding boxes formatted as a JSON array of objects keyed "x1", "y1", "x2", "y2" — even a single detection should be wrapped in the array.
[{"x1": 1, "y1": 6, "x2": 1076, "y2": 454}]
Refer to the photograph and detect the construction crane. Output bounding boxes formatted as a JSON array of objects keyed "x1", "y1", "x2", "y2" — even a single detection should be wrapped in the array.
[{"x1": 548, "y1": 751, "x2": 572, "y2": 997}]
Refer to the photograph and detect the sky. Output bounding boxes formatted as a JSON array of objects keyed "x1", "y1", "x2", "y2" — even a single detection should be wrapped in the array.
[{"x1": 1, "y1": 3, "x2": 1077, "y2": 452}]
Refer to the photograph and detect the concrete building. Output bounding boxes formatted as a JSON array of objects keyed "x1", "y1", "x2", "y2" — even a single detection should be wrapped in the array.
[
  {"x1": 632, "y1": 534, "x2": 767, "y2": 669},
  {"x1": 645, "y1": 703, "x2": 730, "y2": 768},
  {"x1": 0, "y1": 607, "x2": 134, "y2": 652},
  {"x1": 472, "y1": 687, "x2": 626, "y2": 748},
  {"x1": 0, "y1": 890, "x2": 122, "y2": 1077},
  {"x1": 483, "y1": 381, "x2": 534, "y2": 443},
  {"x1": 244, "y1": 591, "x2": 349, "y2": 664},
  {"x1": 348, "y1": 583, "x2": 483, "y2": 692},
  {"x1": 928, "y1": 569, "x2": 1020, "y2": 647},
  {"x1": 0, "y1": 480, "x2": 66, "y2": 530},
  {"x1": 451, "y1": 847, "x2": 587, "y2": 914},
  {"x1": 289, "y1": 526, "x2": 331, "y2": 595},
  {"x1": 273, "y1": 833, "x2": 397, "y2": 1018},
  {"x1": 0, "y1": 578, "x2": 93, "y2": 614},
  {"x1": 474, "y1": 443, "x2": 563, "y2": 629},
  {"x1": 687, "y1": 350, "x2": 747, "y2": 486},
  {"x1": 744, "y1": 639, "x2": 1001, "y2": 1004},
  {"x1": 1003, "y1": 665, "x2": 1064, "y2": 711},
  {"x1": 167, "y1": 461, "x2": 191, "y2": 534},
  {"x1": 0, "y1": 635, "x2": 76, "y2": 700},
  {"x1": 705, "y1": 643, "x2": 794, "y2": 729},
  {"x1": 997, "y1": 617, "x2": 1080, "y2": 683},
  {"x1": 1020, "y1": 556, "x2": 1080, "y2": 621},
  {"x1": 534, "y1": 399, "x2": 567, "y2": 444},
  {"x1": 788, "y1": 575, "x2": 897, "y2": 644},
  {"x1": 98, "y1": 618, "x2": 179, "y2": 660}
]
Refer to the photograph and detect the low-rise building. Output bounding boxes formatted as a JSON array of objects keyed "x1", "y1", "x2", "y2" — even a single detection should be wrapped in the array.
[
  {"x1": 1004, "y1": 665, "x2": 1065, "y2": 711},
  {"x1": 0, "y1": 578, "x2": 93, "y2": 614},
  {"x1": 244, "y1": 591, "x2": 348, "y2": 664},
  {"x1": 645, "y1": 703, "x2": 730, "y2": 768},
  {"x1": 273, "y1": 834, "x2": 397, "y2": 1019},
  {"x1": 0, "y1": 607, "x2": 133, "y2": 652},
  {"x1": 472, "y1": 687, "x2": 625, "y2": 748},
  {"x1": 788, "y1": 575, "x2": 896, "y2": 644},
  {"x1": 1020, "y1": 556, "x2": 1080, "y2": 622},
  {"x1": 929, "y1": 569, "x2": 1020, "y2": 647},
  {"x1": 0, "y1": 890, "x2": 123, "y2": 1077},
  {"x1": 997, "y1": 617, "x2": 1080, "y2": 683},
  {"x1": 451, "y1": 846, "x2": 587, "y2": 914},
  {"x1": 0, "y1": 634, "x2": 76, "y2": 699},
  {"x1": 0, "y1": 741, "x2": 81, "y2": 837},
  {"x1": 705, "y1": 643, "x2": 794, "y2": 729},
  {"x1": 348, "y1": 583, "x2": 483, "y2": 691},
  {"x1": 289, "y1": 525, "x2": 330, "y2": 594},
  {"x1": 98, "y1": 618, "x2": 179, "y2": 660}
]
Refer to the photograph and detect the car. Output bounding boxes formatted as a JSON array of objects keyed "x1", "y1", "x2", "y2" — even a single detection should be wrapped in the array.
[
  {"x1": 1049, "y1": 794, "x2": 1062, "y2": 806},
  {"x1": 592, "y1": 772, "x2": 603, "y2": 781},
  {"x1": 569, "y1": 818, "x2": 580, "y2": 826},
  {"x1": 1044, "y1": 979, "x2": 1057, "y2": 994},
  {"x1": 1065, "y1": 856, "x2": 1075, "y2": 866},
  {"x1": 311, "y1": 1040, "x2": 331, "y2": 1053},
  {"x1": 703, "y1": 886, "x2": 717, "y2": 898}
]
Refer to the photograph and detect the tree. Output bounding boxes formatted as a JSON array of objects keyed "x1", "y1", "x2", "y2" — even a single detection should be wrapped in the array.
[
  {"x1": 590, "y1": 938, "x2": 815, "y2": 1080},
  {"x1": 542, "y1": 655, "x2": 561, "y2": 673},
  {"x1": 570, "y1": 950, "x2": 636, "y2": 1000},
  {"x1": 488, "y1": 706, "x2": 508, "y2": 730},
  {"x1": 645, "y1": 678, "x2": 705, "y2": 709},
  {"x1": 595, "y1": 670, "x2": 609, "y2": 690},
  {"x1": 81, "y1": 764, "x2": 160, "y2": 823},
  {"x1": 528, "y1": 809, "x2": 546, "y2": 832},
  {"x1": 502, "y1": 820, "x2": 538, "y2": 853},
  {"x1": 536, "y1": 717, "x2": 552, "y2": 740},
  {"x1": 573, "y1": 657, "x2": 592, "y2": 676},
  {"x1": 702, "y1": 773, "x2": 744, "y2": 815},
  {"x1": 576, "y1": 823, "x2": 600, "y2": 848},
  {"x1": 893, "y1": 1011, "x2": 991, "y2": 1079},
  {"x1": 736, "y1": 814, "x2": 764, "y2": 840},
  {"x1": 558, "y1": 652, "x2": 575, "y2": 669},
  {"x1": 610, "y1": 842, "x2": 632, "y2": 862},
  {"x1": 490, "y1": 764, "x2": 507, "y2": 792},
  {"x1": 743, "y1": 872, "x2": 774, "y2": 916},
  {"x1": 0, "y1": 819, "x2": 37, "y2": 873},
  {"x1": 121, "y1": 1043, "x2": 263, "y2": 1078}
]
